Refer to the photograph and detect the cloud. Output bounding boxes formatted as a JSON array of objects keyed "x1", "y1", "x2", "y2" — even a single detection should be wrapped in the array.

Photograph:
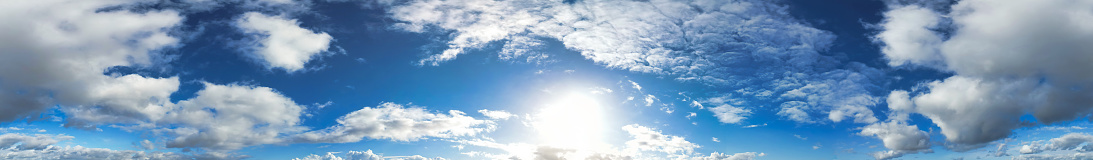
[
  {"x1": 375, "y1": 0, "x2": 884, "y2": 125},
  {"x1": 858, "y1": 120, "x2": 931, "y2": 159},
  {"x1": 293, "y1": 102, "x2": 494, "y2": 143},
  {"x1": 158, "y1": 83, "x2": 308, "y2": 151},
  {"x1": 0, "y1": 0, "x2": 183, "y2": 123},
  {"x1": 235, "y1": 12, "x2": 334, "y2": 72},
  {"x1": 708, "y1": 104, "x2": 751, "y2": 124},
  {"x1": 644, "y1": 95, "x2": 658, "y2": 107},
  {"x1": 1018, "y1": 133, "x2": 1093, "y2": 154},
  {"x1": 877, "y1": 0, "x2": 1093, "y2": 148},
  {"x1": 478, "y1": 109, "x2": 515, "y2": 120},
  {"x1": 0, "y1": 133, "x2": 72, "y2": 150},
  {"x1": 293, "y1": 150, "x2": 445, "y2": 160},
  {"x1": 0, "y1": 133, "x2": 191, "y2": 160},
  {"x1": 872, "y1": 5, "x2": 944, "y2": 68},
  {"x1": 692, "y1": 152, "x2": 765, "y2": 160},
  {"x1": 622, "y1": 124, "x2": 700, "y2": 157}
]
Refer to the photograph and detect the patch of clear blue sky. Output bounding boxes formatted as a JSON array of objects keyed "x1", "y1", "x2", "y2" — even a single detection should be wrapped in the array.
[{"x1": 1, "y1": 0, "x2": 1076, "y2": 159}]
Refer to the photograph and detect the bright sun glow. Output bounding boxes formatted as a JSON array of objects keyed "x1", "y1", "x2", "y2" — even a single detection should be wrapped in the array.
[{"x1": 533, "y1": 91, "x2": 609, "y2": 151}]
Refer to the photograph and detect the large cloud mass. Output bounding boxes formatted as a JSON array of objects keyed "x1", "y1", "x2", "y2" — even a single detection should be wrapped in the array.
[
  {"x1": 877, "y1": 0, "x2": 1093, "y2": 149},
  {"x1": 380, "y1": 0, "x2": 884, "y2": 124},
  {"x1": 0, "y1": 0, "x2": 183, "y2": 124}
]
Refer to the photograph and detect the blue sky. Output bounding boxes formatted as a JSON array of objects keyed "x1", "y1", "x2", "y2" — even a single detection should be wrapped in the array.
[{"x1": 2, "y1": 0, "x2": 1093, "y2": 160}]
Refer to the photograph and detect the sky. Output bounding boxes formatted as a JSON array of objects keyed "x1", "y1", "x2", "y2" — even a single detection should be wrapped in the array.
[{"x1": 1, "y1": 0, "x2": 1093, "y2": 160}]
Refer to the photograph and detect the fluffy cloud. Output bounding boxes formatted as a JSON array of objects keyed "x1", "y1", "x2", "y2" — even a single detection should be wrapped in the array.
[
  {"x1": 0, "y1": 0, "x2": 183, "y2": 124},
  {"x1": 156, "y1": 83, "x2": 307, "y2": 150},
  {"x1": 692, "y1": 152, "x2": 765, "y2": 160},
  {"x1": 376, "y1": 0, "x2": 883, "y2": 124},
  {"x1": 622, "y1": 124, "x2": 700, "y2": 157},
  {"x1": 293, "y1": 150, "x2": 445, "y2": 160},
  {"x1": 454, "y1": 124, "x2": 760, "y2": 160},
  {"x1": 878, "y1": 0, "x2": 1093, "y2": 147},
  {"x1": 858, "y1": 120, "x2": 931, "y2": 159},
  {"x1": 0, "y1": 133, "x2": 190, "y2": 160},
  {"x1": 873, "y1": 5, "x2": 943, "y2": 67},
  {"x1": 707, "y1": 105, "x2": 751, "y2": 124},
  {"x1": 235, "y1": 12, "x2": 334, "y2": 72},
  {"x1": 293, "y1": 102, "x2": 494, "y2": 143},
  {"x1": 1018, "y1": 133, "x2": 1093, "y2": 154},
  {"x1": 0, "y1": 133, "x2": 72, "y2": 150}
]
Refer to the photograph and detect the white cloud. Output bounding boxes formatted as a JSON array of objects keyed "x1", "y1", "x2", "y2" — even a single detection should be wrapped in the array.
[
  {"x1": 293, "y1": 150, "x2": 444, "y2": 160},
  {"x1": 478, "y1": 109, "x2": 515, "y2": 120},
  {"x1": 708, "y1": 104, "x2": 751, "y2": 124},
  {"x1": 858, "y1": 119, "x2": 931, "y2": 159},
  {"x1": 0, "y1": 133, "x2": 191, "y2": 160},
  {"x1": 622, "y1": 124, "x2": 699, "y2": 157},
  {"x1": 644, "y1": 95, "x2": 657, "y2": 107},
  {"x1": 712, "y1": 137, "x2": 719, "y2": 142},
  {"x1": 1018, "y1": 133, "x2": 1093, "y2": 155},
  {"x1": 158, "y1": 83, "x2": 307, "y2": 151},
  {"x1": 0, "y1": 2, "x2": 318, "y2": 152},
  {"x1": 589, "y1": 87, "x2": 614, "y2": 95},
  {"x1": 0, "y1": 133, "x2": 72, "y2": 150},
  {"x1": 378, "y1": 0, "x2": 884, "y2": 126},
  {"x1": 629, "y1": 80, "x2": 643, "y2": 91},
  {"x1": 777, "y1": 101, "x2": 813, "y2": 124},
  {"x1": 742, "y1": 123, "x2": 767, "y2": 128},
  {"x1": 235, "y1": 12, "x2": 333, "y2": 72},
  {"x1": 692, "y1": 152, "x2": 765, "y2": 160},
  {"x1": 293, "y1": 102, "x2": 494, "y2": 143},
  {"x1": 873, "y1": 5, "x2": 944, "y2": 67},
  {"x1": 0, "y1": 0, "x2": 183, "y2": 124},
  {"x1": 878, "y1": 0, "x2": 1093, "y2": 147}
]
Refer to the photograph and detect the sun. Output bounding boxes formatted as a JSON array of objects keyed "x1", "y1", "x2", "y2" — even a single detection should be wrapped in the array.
[{"x1": 532, "y1": 91, "x2": 609, "y2": 151}]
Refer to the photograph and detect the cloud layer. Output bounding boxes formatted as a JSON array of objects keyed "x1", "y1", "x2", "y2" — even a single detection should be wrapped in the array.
[{"x1": 380, "y1": 0, "x2": 885, "y2": 124}]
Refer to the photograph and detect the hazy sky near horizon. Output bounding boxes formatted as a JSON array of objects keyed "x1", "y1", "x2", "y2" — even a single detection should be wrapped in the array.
[{"x1": 2, "y1": 0, "x2": 1093, "y2": 160}]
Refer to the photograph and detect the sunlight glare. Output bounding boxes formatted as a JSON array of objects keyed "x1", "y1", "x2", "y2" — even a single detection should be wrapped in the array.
[{"x1": 533, "y1": 91, "x2": 609, "y2": 151}]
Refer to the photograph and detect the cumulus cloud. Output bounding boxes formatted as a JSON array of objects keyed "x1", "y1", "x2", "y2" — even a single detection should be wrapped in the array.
[
  {"x1": 1018, "y1": 133, "x2": 1093, "y2": 154},
  {"x1": 859, "y1": 120, "x2": 932, "y2": 159},
  {"x1": 0, "y1": 133, "x2": 190, "y2": 160},
  {"x1": 293, "y1": 150, "x2": 444, "y2": 160},
  {"x1": 235, "y1": 12, "x2": 334, "y2": 72},
  {"x1": 0, "y1": 133, "x2": 72, "y2": 150},
  {"x1": 0, "y1": 0, "x2": 183, "y2": 124},
  {"x1": 454, "y1": 124, "x2": 759, "y2": 160},
  {"x1": 158, "y1": 83, "x2": 308, "y2": 150},
  {"x1": 374, "y1": 0, "x2": 884, "y2": 124},
  {"x1": 692, "y1": 152, "x2": 765, "y2": 160},
  {"x1": 622, "y1": 124, "x2": 700, "y2": 157},
  {"x1": 877, "y1": 0, "x2": 1093, "y2": 147},
  {"x1": 293, "y1": 102, "x2": 494, "y2": 143}
]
